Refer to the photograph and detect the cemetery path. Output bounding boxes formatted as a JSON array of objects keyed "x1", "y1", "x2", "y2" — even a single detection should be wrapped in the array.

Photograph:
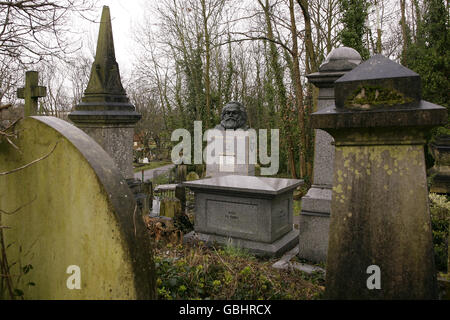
[{"x1": 134, "y1": 163, "x2": 175, "y2": 182}]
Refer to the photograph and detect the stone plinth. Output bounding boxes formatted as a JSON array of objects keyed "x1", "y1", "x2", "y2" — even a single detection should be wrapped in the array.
[
  {"x1": 299, "y1": 47, "x2": 361, "y2": 263},
  {"x1": 312, "y1": 54, "x2": 447, "y2": 299},
  {"x1": 205, "y1": 130, "x2": 256, "y2": 178},
  {"x1": 183, "y1": 175, "x2": 302, "y2": 257},
  {"x1": 68, "y1": 6, "x2": 140, "y2": 180}
]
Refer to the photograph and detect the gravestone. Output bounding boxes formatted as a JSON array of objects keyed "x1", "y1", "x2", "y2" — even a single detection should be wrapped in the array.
[
  {"x1": 299, "y1": 47, "x2": 361, "y2": 263},
  {"x1": 428, "y1": 134, "x2": 450, "y2": 194},
  {"x1": 205, "y1": 102, "x2": 256, "y2": 178},
  {"x1": 183, "y1": 175, "x2": 302, "y2": 256},
  {"x1": 69, "y1": 6, "x2": 140, "y2": 180},
  {"x1": 17, "y1": 71, "x2": 47, "y2": 117},
  {"x1": 0, "y1": 117, "x2": 154, "y2": 299},
  {"x1": 312, "y1": 54, "x2": 448, "y2": 299}
]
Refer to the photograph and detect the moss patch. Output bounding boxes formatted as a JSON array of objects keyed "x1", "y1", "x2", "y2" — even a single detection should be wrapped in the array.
[{"x1": 345, "y1": 85, "x2": 413, "y2": 110}]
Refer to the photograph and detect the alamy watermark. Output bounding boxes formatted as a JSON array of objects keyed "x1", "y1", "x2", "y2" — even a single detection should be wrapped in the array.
[
  {"x1": 171, "y1": 121, "x2": 280, "y2": 175},
  {"x1": 66, "y1": 265, "x2": 81, "y2": 290},
  {"x1": 366, "y1": 265, "x2": 381, "y2": 290}
]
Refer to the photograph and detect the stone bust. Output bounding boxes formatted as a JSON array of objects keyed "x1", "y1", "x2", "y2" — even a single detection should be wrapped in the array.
[{"x1": 215, "y1": 101, "x2": 249, "y2": 131}]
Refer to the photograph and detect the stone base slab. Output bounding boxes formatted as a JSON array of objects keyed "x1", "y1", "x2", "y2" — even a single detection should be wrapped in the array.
[
  {"x1": 298, "y1": 212, "x2": 330, "y2": 263},
  {"x1": 184, "y1": 229, "x2": 299, "y2": 258}
]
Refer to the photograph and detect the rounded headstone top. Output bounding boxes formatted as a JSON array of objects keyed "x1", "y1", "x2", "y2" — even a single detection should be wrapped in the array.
[{"x1": 319, "y1": 47, "x2": 362, "y2": 72}]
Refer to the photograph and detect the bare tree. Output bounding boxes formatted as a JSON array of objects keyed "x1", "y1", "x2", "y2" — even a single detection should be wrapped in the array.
[{"x1": 0, "y1": 0, "x2": 95, "y2": 64}]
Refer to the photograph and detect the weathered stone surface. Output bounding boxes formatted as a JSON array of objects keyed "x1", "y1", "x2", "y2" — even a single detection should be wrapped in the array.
[
  {"x1": 184, "y1": 175, "x2": 302, "y2": 196},
  {"x1": 81, "y1": 126, "x2": 135, "y2": 179},
  {"x1": 312, "y1": 55, "x2": 447, "y2": 299},
  {"x1": 17, "y1": 71, "x2": 46, "y2": 117},
  {"x1": 183, "y1": 175, "x2": 302, "y2": 256},
  {"x1": 0, "y1": 117, "x2": 154, "y2": 299},
  {"x1": 319, "y1": 47, "x2": 362, "y2": 72},
  {"x1": 299, "y1": 47, "x2": 361, "y2": 263},
  {"x1": 68, "y1": 6, "x2": 140, "y2": 179},
  {"x1": 326, "y1": 142, "x2": 438, "y2": 299}
]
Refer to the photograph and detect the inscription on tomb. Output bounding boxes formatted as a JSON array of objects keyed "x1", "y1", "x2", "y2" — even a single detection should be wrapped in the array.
[{"x1": 206, "y1": 199, "x2": 257, "y2": 238}]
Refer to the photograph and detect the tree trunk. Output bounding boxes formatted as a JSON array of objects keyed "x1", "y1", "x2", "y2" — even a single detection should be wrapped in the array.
[
  {"x1": 258, "y1": 0, "x2": 297, "y2": 178},
  {"x1": 400, "y1": 0, "x2": 408, "y2": 64},
  {"x1": 289, "y1": 0, "x2": 306, "y2": 179}
]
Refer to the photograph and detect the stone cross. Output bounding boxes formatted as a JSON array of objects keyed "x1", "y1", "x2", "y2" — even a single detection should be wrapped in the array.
[{"x1": 17, "y1": 71, "x2": 47, "y2": 117}]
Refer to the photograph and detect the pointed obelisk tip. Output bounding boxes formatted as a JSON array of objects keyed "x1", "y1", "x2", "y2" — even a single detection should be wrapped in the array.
[
  {"x1": 96, "y1": 5, "x2": 115, "y2": 60},
  {"x1": 69, "y1": 5, "x2": 141, "y2": 126},
  {"x1": 101, "y1": 5, "x2": 110, "y2": 21},
  {"x1": 82, "y1": 5, "x2": 126, "y2": 97}
]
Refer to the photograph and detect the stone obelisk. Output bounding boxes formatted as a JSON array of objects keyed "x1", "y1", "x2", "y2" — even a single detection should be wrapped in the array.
[{"x1": 69, "y1": 6, "x2": 141, "y2": 180}]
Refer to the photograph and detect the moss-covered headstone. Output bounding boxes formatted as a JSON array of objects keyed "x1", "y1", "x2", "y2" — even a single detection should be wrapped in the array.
[
  {"x1": 312, "y1": 54, "x2": 448, "y2": 299},
  {"x1": 0, "y1": 117, "x2": 154, "y2": 299}
]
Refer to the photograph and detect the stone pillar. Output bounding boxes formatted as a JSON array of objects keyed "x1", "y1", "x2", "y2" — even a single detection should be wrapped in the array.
[
  {"x1": 69, "y1": 6, "x2": 140, "y2": 180},
  {"x1": 299, "y1": 47, "x2": 361, "y2": 263},
  {"x1": 312, "y1": 54, "x2": 447, "y2": 299}
]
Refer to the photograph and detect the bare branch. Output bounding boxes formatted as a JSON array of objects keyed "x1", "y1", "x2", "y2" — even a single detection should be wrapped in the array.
[
  {"x1": 0, "y1": 141, "x2": 59, "y2": 176},
  {"x1": 0, "y1": 195, "x2": 36, "y2": 216}
]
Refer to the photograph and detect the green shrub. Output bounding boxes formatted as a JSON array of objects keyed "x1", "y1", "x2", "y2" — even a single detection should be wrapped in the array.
[{"x1": 429, "y1": 193, "x2": 449, "y2": 272}]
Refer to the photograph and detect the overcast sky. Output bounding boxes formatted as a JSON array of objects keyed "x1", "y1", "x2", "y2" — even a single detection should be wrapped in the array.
[{"x1": 85, "y1": 0, "x2": 146, "y2": 73}]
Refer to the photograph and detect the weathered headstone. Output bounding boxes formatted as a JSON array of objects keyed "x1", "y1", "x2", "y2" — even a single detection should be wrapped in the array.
[
  {"x1": 205, "y1": 102, "x2": 255, "y2": 178},
  {"x1": 183, "y1": 175, "x2": 302, "y2": 256},
  {"x1": 69, "y1": 6, "x2": 141, "y2": 180},
  {"x1": 0, "y1": 117, "x2": 154, "y2": 299},
  {"x1": 17, "y1": 71, "x2": 47, "y2": 117},
  {"x1": 299, "y1": 47, "x2": 361, "y2": 263},
  {"x1": 312, "y1": 54, "x2": 448, "y2": 299}
]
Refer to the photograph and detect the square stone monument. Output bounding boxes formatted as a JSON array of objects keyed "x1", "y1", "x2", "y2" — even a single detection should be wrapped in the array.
[
  {"x1": 205, "y1": 130, "x2": 256, "y2": 177},
  {"x1": 183, "y1": 175, "x2": 302, "y2": 256},
  {"x1": 312, "y1": 54, "x2": 447, "y2": 299}
]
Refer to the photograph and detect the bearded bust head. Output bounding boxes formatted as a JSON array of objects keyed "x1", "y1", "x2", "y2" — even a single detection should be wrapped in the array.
[{"x1": 216, "y1": 101, "x2": 248, "y2": 131}]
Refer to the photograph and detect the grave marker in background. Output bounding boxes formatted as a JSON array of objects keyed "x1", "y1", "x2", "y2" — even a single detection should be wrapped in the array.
[
  {"x1": 428, "y1": 134, "x2": 450, "y2": 194},
  {"x1": 17, "y1": 71, "x2": 47, "y2": 117},
  {"x1": 299, "y1": 47, "x2": 361, "y2": 263},
  {"x1": 69, "y1": 6, "x2": 141, "y2": 180}
]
